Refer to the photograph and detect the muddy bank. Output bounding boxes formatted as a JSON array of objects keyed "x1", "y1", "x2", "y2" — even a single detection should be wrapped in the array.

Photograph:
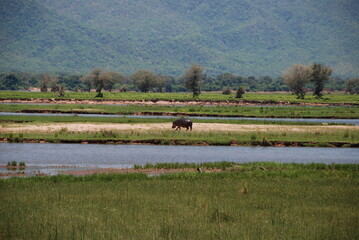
[
  {"x1": 1, "y1": 98, "x2": 357, "y2": 106},
  {"x1": 2, "y1": 137, "x2": 358, "y2": 148}
]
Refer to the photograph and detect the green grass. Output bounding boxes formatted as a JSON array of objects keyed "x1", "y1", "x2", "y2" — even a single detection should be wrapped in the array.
[
  {"x1": 1, "y1": 163, "x2": 358, "y2": 239},
  {"x1": 2, "y1": 127, "x2": 358, "y2": 146},
  {"x1": 1, "y1": 103, "x2": 359, "y2": 118},
  {"x1": 1, "y1": 91, "x2": 359, "y2": 104}
]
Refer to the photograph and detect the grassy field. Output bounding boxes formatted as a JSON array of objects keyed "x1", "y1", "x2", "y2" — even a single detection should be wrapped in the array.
[
  {"x1": 1, "y1": 103, "x2": 359, "y2": 118},
  {"x1": 1, "y1": 163, "x2": 358, "y2": 239},
  {"x1": 1, "y1": 91, "x2": 359, "y2": 104},
  {"x1": 2, "y1": 125, "x2": 358, "y2": 147}
]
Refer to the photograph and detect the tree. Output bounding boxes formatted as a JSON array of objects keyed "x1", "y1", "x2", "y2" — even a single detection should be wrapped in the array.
[
  {"x1": 57, "y1": 85, "x2": 65, "y2": 97},
  {"x1": 131, "y1": 70, "x2": 159, "y2": 92},
  {"x1": 101, "y1": 71, "x2": 125, "y2": 92},
  {"x1": 40, "y1": 74, "x2": 56, "y2": 92},
  {"x1": 182, "y1": 64, "x2": 204, "y2": 98},
  {"x1": 50, "y1": 77, "x2": 60, "y2": 92},
  {"x1": 282, "y1": 64, "x2": 313, "y2": 99},
  {"x1": 81, "y1": 68, "x2": 124, "y2": 97},
  {"x1": 236, "y1": 86, "x2": 246, "y2": 98},
  {"x1": 311, "y1": 63, "x2": 332, "y2": 98},
  {"x1": 80, "y1": 74, "x2": 93, "y2": 92},
  {"x1": 345, "y1": 78, "x2": 359, "y2": 94}
]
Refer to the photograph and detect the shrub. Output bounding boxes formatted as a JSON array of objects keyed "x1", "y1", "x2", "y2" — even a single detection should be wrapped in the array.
[
  {"x1": 222, "y1": 88, "x2": 231, "y2": 95},
  {"x1": 236, "y1": 86, "x2": 246, "y2": 98}
]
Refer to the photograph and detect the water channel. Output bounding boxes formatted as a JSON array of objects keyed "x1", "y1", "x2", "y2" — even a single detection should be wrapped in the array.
[
  {"x1": 1, "y1": 112, "x2": 359, "y2": 125},
  {"x1": 1, "y1": 143, "x2": 358, "y2": 176}
]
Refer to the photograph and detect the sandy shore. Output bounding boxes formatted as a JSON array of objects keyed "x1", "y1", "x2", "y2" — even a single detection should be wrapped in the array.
[{"x1": 1, "y1": 122, "x2": 357, "y2": 134}]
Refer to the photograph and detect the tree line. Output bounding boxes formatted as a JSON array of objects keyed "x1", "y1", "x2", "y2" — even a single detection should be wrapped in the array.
[{"x1": 0, "y1": 64, "x2": 358, "y2": 97}]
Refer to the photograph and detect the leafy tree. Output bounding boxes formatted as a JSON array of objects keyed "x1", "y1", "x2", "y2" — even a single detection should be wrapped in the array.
[
  {"x1": 58, "y1": 73, "x2": 83, "y2": 91},
  {"x1": 0, "y1": 73, "x2": 21, "y2": 90},
  {"x1": 182, "y1": 64, "x2": 204, "y2": 98},
  {"x1": 101, "y1": 71, "x2": 125, "y2": 92},
  {"x1": 81, "y1": 68, "x2": 124, "y2": 97},
  {"x1": 282, "y1": 64, "x2": 313, "y2": 99},
  {"x1": 236, "y1": 86, "x2": 246, "y2": 98},
  {"x1": 131, "y1": 70, "x2": 159, "y2": 92},
  {"x1": 345, "y1": 78, "x2": 359, "y2": 94},
  {"x1": 311, "y1": 63, "x2": 332, "y2": 98},
  {"x1": 80, "y1": 74, "x2": 93, "y2": 92}
]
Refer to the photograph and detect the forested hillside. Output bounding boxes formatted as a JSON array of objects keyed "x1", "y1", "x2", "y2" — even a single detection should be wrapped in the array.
[{"x1": 1, "y1": 0, "x2": 358, "y2": 77}]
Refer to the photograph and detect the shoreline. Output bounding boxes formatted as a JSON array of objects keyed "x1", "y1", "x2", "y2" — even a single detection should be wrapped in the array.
[
  {"x1": 2, "y1": 138, "x2": 358, "y2": 148},
  {"x1": 1, "y1": 98, "x2": 358, "y2": 106}
]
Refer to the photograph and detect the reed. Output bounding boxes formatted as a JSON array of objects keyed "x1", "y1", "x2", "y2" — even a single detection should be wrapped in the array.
[{"x1": 0, "y1": 164, "x2": 358, "y2": 239}]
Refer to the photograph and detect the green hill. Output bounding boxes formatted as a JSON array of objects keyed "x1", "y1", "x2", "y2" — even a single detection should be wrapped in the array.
[{"x1": 1, "y1": 0, "x2": 359, "y2": 77}]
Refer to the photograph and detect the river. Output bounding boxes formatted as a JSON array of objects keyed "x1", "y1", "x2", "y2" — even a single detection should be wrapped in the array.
[{"x1": 0, "y1": 143, "x2": 358, "y2": 176}]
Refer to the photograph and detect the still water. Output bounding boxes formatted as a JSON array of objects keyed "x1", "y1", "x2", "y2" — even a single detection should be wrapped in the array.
[
  {"x1": 1, "y1": 112, "x2": 359, "y2": 125},
  {"x1": 1, "y1": 143, "x2": 358, "y2": 168}
]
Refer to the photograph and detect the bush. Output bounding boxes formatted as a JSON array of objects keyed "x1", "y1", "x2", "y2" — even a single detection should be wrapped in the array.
[
  {"x1": 236, "y1": 86, "x2": 246, "y2": 98},
  {"x1": 222, "y1": 88, "x2": 231, "y2": 95}
]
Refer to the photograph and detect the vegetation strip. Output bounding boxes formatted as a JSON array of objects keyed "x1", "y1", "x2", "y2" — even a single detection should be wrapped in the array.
[
  {"x1": 1, "y1": 91, "x2": 358, "y2": 104},
  {"x1": 1, "y1": 102, "x2": 358, "y2": 119},
  {"x1": 1, "y1": 162, "x2": 358, "y2": 239}
]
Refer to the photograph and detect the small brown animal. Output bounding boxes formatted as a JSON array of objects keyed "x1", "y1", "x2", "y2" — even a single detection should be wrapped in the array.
[{"x1": 172, "y1": 118, "x2": 193, "y2": 131}]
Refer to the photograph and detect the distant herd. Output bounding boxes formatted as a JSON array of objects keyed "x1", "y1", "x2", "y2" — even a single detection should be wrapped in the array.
[{"x1": 172, "y1": 118, "x2": 193, "y2": 131}]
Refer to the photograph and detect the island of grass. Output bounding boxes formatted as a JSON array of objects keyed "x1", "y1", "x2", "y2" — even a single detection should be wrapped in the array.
[
  {"x1": 1, "y1": 103, "x2": 359, "y2": 119},
  {"x1": 1, "y1": 91, "x2": 359, "y2": 105}
]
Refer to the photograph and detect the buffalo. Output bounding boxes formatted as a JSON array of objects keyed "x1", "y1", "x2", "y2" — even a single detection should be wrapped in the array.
[{"x1": 172, "y1": 118, "x2": 192, "y2": 131}]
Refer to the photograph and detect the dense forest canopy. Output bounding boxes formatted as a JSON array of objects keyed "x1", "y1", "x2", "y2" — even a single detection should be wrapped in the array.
[{"x1": 0, "y1": 0, "x2": 358, "y2": 77}]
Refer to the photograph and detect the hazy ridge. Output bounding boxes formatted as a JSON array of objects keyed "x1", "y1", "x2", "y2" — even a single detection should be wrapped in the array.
[{"x1": 1, "y1": 0, "x2": 358, "y2": 77}]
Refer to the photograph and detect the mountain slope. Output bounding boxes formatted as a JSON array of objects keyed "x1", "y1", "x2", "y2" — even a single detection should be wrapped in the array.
[{"x1": 1, "y1": 0, "x2": 358, "y2": 76}]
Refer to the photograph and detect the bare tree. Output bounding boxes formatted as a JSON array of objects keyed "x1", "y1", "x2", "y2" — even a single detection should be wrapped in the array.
[
  {"x1": 311, "y1": 62, "x2": 332, "y2": 98},
  {"x1": 282, "y1": 64, "x2": 313, "y2": 99},
  {"x1": 182, "y1": 64, "x2": 204, "y2": 98}
]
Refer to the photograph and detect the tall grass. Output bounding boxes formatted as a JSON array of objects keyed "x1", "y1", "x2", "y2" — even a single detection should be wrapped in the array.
[{"x1": 0, "y1": 165, "x2": 358, "y2": 239}]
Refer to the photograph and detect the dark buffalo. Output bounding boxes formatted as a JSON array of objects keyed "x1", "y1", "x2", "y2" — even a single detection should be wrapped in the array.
[{"x1": 172, "y1": 118, "x2": 192, "y2": 131}]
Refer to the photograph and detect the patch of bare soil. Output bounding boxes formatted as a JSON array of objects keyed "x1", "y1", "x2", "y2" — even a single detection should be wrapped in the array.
[{"x1": 1, "y1": 122, "x2": 357, "y2": 134}]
